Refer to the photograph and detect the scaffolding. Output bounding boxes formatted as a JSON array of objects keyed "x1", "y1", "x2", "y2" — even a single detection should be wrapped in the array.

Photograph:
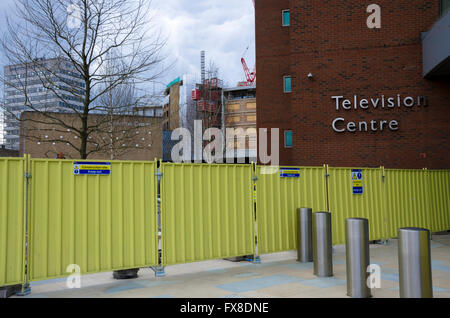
[{"x1": 192, "y1": 52, "x2": 224, "y2": 133}]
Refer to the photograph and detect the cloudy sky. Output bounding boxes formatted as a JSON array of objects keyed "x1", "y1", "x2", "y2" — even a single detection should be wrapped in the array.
[
  {"x1": 154, "y1": 0, "x2": 256, "y2": 88},
  {"x1": 0, "y1": 0, "x2": 255, "y2": 89}
]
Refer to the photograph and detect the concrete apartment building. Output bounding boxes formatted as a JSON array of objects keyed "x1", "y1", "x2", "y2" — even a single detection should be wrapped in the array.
[
  {"x1": 255, "y1": 0, "x2": 450, "y2": 169},
  {"x1": 162, "y1": 75, "x2": 203, "y2": 162},
  {"x1": 3, "y1": 58, "x2": 85, "y2": 150},
  {"x1": 0, "y1": 109, "x2": 4, "y2": 146}
]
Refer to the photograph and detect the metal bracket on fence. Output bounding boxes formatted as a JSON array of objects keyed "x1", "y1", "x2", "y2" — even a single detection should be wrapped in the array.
[
  {"x1": 24, "y1": 172, "x2": 32, "y2": 179},
  {"x1": 154, "y1": 166, "x2": 164, "y2": 278},
  {"x1": 252, "y1": 175, "x2": 258, "y2": 182},
  {"x1": 155, "y1": 169, "x2": 163, "y2": 181},
  {"x1": 151, "y1": 266, "x2": 166, "y2": 278}
]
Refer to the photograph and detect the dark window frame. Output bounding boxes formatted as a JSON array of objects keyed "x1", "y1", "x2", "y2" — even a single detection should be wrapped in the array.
[
  {"x1": 284, "y1": 130, "x2": 293, "y2": 148},
  {"x1": 283, "y1": 76, "x2": 292, "y2": 93},
  {"x1": 282, "y1": 9, "x2": 290, "y2": 27}
]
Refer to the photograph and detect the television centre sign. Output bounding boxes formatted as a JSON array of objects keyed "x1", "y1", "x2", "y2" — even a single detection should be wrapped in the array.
[{"x1": 331, "y1": 94, "x2": 428, "y2": 133}]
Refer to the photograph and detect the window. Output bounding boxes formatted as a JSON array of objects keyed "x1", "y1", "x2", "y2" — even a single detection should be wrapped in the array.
[
  {"x1": 282, "y1": 10, "x2": 290, "y2": 26},
  {"x1": 283, "y1": 76, "x2": 292, "y2": 93},
  {"x1": 284, "y1": 130, "x2": 293, "y2": 148},
  {"x1": 441, "y1": 0, "x2": 450, "y2": 17}
]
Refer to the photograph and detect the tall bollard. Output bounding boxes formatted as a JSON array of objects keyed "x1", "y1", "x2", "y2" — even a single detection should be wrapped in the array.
[
  {"x1": 345, "y1": 218, "x2": 371, "y2": 298},
  {"x1": 297, "y1": 208, "x2": 313, "y2": 263},
  {"x1": 313, "y1": 212, "x2": 333, "y2": 277},
  {"x1": 398, "y1": 228, "x2": 433, "y2": 298}
]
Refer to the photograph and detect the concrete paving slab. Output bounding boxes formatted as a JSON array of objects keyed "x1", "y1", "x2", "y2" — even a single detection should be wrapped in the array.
[{"x1": 10, "y1": 234, "x2": 450, "y2": 298}]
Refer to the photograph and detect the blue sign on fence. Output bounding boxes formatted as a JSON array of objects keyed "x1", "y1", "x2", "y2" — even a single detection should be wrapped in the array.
[
  {"x1": 74, "y1": 162, "x2": 111, "y2": 176},
  {"x1": 280, "y1": 168, "x2": 301, "y2": 178}
]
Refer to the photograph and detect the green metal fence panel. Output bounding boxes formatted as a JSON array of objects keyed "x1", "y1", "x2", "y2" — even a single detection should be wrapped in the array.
[
  {"x1": 427, "y1": 170, "x2": 450, "y2": 232},
  {"x1": 160, "y1": 163, "x2": 255, "y2": 266},
  {"x1": 385, "y1": 169, "x2": 431, "y2": 236},
  {"x1": 327, "y1": 167, "x2": 387, "y2": 245},
  {"x1": 256, "y1": 166, "x2": 327, "y2": 255},
  {"x1": 385, "y1": 169, "x2": 450, "y2": 237},
  {"x1": 28, "y1": 159, "x2": 159, "y2": 282},
  {"x1": 0, "y1": 157, "x2": 27, "y2": 287}
]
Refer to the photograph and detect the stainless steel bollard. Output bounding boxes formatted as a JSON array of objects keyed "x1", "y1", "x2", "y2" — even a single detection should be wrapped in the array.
[
  {"x1": 297, "y1": 208, "x2": 313, "y2": 263},
  {"x1": 398, "y1": 228, "x2": 433, "y2": 298},
  {"x1": 345, "y1": 218, "x2": 371, "y2": 298},
  {"x1": 313, "y1": 212, "x2": 333, "y2": 277}
]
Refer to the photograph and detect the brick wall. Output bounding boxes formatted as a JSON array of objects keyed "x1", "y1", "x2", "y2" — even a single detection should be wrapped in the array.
[
  {"x1": 256, "y1": 0, "x2": 450, "y2": 169},
  {"x1": 20, "y1": 112, "x2": 162, "y2": 160}
]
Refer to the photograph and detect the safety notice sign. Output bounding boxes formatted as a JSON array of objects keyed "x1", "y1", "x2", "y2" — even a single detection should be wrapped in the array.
[
  {"x1": 352, "y1": 169, "x2": 363, "y2": 194},
  {"x1": 280, "y1": 168, "x2": 300, "y2": 178},
  {"x1": 74, "y1": 162, "x2": 111, "y2": 176}
]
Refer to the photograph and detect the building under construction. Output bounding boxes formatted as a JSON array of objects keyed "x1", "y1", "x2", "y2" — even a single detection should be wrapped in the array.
[
  {"x1": 223, "y1": 85, "x2": 257, "y2": 163},
  {"x1": 163, "y1": 51, "x2": 257, "y2": 163}
]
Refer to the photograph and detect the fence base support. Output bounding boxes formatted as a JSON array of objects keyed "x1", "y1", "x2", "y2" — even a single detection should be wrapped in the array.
[
  {"x1": 15, "y1": 284, "x2": 31, "y2": 297},
  {"x1": 224, "y1": 256, "x2": 248, "y2": 262},
  {"x1": 113, "y1": 269, "x2": 139, "y2": 280},
  {"x1": 0, "y1": 284, "x2": 26, "y2": 298},
  {"x1": 151, "y1": 266, "x2": 166, "y2": 278},
  {"x1": 245, "y1": 256, "x2": 261, "y2": 264}
]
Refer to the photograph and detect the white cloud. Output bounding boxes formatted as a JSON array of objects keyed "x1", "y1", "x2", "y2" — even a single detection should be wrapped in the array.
[
  {"x1": 0, "y1": 0, "x2": 255, "y2": 91},
  {"x1": 152, "y1": 0, "x2": 255, "y2": 88}
]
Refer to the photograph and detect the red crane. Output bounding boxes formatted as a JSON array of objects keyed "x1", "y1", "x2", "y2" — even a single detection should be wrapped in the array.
[
  {"x1": 241, "y1": 52, "x2": 256, "y2": 85},
  {"x1": 240, "y1": 0, "x2": 256, "y2": 86}
]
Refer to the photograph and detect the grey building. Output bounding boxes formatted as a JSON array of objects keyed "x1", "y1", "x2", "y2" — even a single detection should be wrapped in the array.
[
  {"x1": 3, "y1": 57, "x2": 85, "y2": 150},
  {"x1": 133, "y1": 94, "x2": 166, "y2": 118},
  {"x1": 0, "y1": 105, "x2": 4, "y2": 146},
  {"x1": 422, "y1": 3, "x2": 450, "y2": 78}
]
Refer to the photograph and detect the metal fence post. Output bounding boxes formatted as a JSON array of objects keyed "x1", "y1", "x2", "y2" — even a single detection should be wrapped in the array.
[
  {"x1": 18, "y1": 155, "x2": 31, "y2": 296},
  {"x1": 345, "y1": 218, "x2": 371, "y2": 298},
  {"x1": 398, "y1": 227, "x2": 433, "y2": 298},
  {"x1": 313, "y1": 212, "x2": 333, "y2": 277},
  {"x1": 153, "y1": 161, "x2": 166, "y2": 277},
  {"x1": 297, "y1": 208, "x2": 313, "y2": 263}
]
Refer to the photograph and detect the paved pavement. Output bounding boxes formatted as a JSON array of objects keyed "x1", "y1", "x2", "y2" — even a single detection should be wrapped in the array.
[{"x1": 14, "y1": 232, "x2": 450, "y2": 298}]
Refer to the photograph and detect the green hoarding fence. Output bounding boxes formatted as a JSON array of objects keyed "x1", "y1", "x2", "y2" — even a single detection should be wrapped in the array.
[
  {"x1": 160, "y1": 163, "x2": 255, "y2": 266},
  {"x1": 0, "y1": 157, "x2": 27, "y2": 287},
  {"x1": 0, "y1": 157, "x2": 448, "y2": 289}
]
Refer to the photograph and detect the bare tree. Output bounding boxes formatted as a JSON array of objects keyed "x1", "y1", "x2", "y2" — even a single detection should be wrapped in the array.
[
  {"x1": 1, "y1": 0, "x2": 166, "y2": 158},
  {"x1": 206, "y1": 60, "x2": 220, "y2": 80},
  {"x1": 199, "y1": 59, "x2": 222, "y2": 131},
  {"x1": 91, "y1": 50, "x2": 142, "y2": 160}
]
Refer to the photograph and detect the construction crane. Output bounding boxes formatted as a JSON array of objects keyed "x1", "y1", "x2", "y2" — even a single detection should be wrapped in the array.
[
  {"x1": 240, "y1": 47, "x2": 256, "y2": 86},
  {"x1": 239, "y1": 0, "x2": 256, "y2": 86}
]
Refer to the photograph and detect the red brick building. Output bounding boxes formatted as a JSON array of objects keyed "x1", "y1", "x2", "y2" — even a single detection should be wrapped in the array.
[{"x1": 255, "y1": 0, "x2": 450, "y2": 169}]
